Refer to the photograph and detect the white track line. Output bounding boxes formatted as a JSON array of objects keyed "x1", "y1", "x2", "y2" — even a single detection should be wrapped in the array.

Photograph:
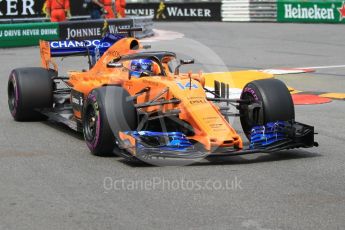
[{"x1": 297, "y1": 65, "x2": 345, "y2": 69}]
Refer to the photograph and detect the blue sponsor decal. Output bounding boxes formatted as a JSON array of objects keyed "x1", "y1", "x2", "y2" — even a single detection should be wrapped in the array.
[
  {"x1": 177, "y1": 82, "x2": 198, "y2": 90},
  {"x1": 49, "y1": 33, "x2": 125, "y2": 58},
  {"x1": 50, "y1": 40, "x2": 112, "y2": 49}
]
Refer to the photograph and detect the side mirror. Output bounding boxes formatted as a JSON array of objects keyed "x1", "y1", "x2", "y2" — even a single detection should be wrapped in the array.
[
  {"x1": 107, "y1": 62, "x2": 123, "y2": 68},
  {"x1": 174, "y1": 59, "x2": 195, "y2": 75},
  {"x1": 180, "y1": 59, "x2": 194, "y2": 65},
  {"x1": 142, "y1": 45, "x2": 151, "y2": 49}
]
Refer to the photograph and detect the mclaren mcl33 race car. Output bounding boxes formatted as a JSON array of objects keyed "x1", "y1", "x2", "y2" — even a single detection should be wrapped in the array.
[{"x1": 7, "y1": 29, "x2": 318, "y2": 164}]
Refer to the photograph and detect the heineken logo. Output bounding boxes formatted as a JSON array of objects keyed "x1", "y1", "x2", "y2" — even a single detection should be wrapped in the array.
[
  {"x1": 284, "y1": 4, "x2": 335, "y2": 20},
  {"x1": 283, "y1": 2, "x2": 345, "y2": 22},
  {"x1": 338, "y1": 2, "x2": 345, "y2": 21}
]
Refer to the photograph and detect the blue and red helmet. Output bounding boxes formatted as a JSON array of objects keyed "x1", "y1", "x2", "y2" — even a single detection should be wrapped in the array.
[{"x1": 130, "y1": 59, "x2": 153, "y2": 78}]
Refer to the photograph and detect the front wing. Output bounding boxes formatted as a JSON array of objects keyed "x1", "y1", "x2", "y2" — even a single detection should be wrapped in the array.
[{"x1": 118, "y1": 121, "x2": 318, "y2": 160}]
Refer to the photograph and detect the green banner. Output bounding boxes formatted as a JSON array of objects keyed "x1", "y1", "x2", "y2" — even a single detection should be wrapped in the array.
[
  {"x1": 277, "y1": 0, "x2": 345, "y2": 23},
  {"x1": 0, "y1": 22, "x2": 59, "y2": 48}
]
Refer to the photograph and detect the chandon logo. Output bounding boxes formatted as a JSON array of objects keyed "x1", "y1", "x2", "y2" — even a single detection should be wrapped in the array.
[{"x1": 50, "y1": 40, "x2": 112, "y2": 49}]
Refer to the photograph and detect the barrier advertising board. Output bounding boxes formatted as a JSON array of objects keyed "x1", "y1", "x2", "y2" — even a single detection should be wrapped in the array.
[
  {"x1": 58, "y1": 18, "x2": 133, "y2": 40},
  {"x1": 0, "y1": 0, "x2": 88, "y2": 19},
  {"x1": 277, "y1": 0, "x2": 345, "y2": 23},
  {"x1": 126, "y1": 2, "x2": 221, "y2": 21},
  {"x1": 0, "y1": 22, "x2": 59, "y2": 47}
]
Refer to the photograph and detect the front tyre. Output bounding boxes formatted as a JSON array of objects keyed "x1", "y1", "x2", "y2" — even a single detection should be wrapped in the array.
[
  {"x1": 240, "y1": 79, "x2": 295, "y2": 138},
  {"x1": 82, "y1": 86, "x2": 137, "y2": 156}
]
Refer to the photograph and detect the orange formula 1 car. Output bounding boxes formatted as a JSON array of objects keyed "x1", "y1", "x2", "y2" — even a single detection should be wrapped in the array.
[{"x1": 7, "y1": 30, "x2": 318, "y2": 164}]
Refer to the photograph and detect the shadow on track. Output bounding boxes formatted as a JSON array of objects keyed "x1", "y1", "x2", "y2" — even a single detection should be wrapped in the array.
[
  {"x1": 196, "y1": 150, "x2": 321, "y2": 166},
  {"x1": 119, "y1": 150, "x2": 321, "y2": 168},
  {"x1": 41, "y1": 120, "x2": 119, "y2": 158}
]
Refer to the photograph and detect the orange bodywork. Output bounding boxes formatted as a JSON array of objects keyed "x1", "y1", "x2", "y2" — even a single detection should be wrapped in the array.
[{"x1": 39, "y1": 37, "x2": 243, "y2": 151}]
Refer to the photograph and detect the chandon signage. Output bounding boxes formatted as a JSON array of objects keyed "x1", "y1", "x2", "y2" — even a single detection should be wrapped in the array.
[{"x1": 125, "y1": 2, "x2": 222, "y2": 21}]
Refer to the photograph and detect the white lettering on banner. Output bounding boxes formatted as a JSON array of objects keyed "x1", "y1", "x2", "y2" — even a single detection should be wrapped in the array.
[
  {"x1": 108, "y1": 25, "x2": 119, "y2": 34},
  {"x1": 4, "y1": 29, "x2": 21, "y2": 37},
  {"x1": 0, "y1": 28, "x2": 56, "y2": 38},
  {"x1": 0, "y1": 0, "x2": 35, "y2": 16},
  {"x1": 108, "y1": 24, "x2": 130, "y2": 34},
  {"x1": 67, "y1": 27, "x2": 101, "y2": 40},
  {"x1": 40, "y1": 28, "x2": 58, "y2": 35},
  {"x1": 166, "y1": 7, "x2": 211, "y2": 17},
  {"x1": 50, "y1": 41, "x2": 60, "y2": 48},
  {"x1": 22, "y1": 0, "x2": 34, "y2": 15},
  {"x1": 204, "y1": 9, "x2": 211, "y2": 17},
  {"x1": 284, "y1": 4, "x2": 334, "y2": 20},
  {"x1": 50, "y1": 40, "x2": 108, "y2": 49},
  {"x1": 7, "y1": 0, "x2": 18, "y2": 16},
  {"x1": 125, "y1": 9, "x2": 155, "y2": 16},
  {"x1": 22, "y1": 29, "x2": 39, "y2": 36},
  {"x1": 125, "y1": 7, "x2": 212, "y2": 18}
]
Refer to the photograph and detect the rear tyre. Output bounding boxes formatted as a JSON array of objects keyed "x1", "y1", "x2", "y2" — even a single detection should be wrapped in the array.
[
  {"x1": 82, "y1": 86, "x2": 137, "y2": 157},
  {"x1": 8, "y1": 67, "x2": 54, "y2": 121},
  {"x1": 240, "y1": 79, "x2": 295, "y2": 138}
]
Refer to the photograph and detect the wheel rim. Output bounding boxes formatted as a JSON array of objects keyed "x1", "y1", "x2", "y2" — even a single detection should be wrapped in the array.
[
  {"x1": 240, "y1": 92, "x2": 258, "y2": 137},
  {"x1": 84, "y1": 105, "x2": 98, "y2": 142},
  {"x1": 8, "y1": 81, "x2": 17, "y2": 114}
]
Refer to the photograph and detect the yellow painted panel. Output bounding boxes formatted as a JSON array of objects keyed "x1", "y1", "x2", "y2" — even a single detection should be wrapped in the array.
[
  {"x1": 204, "y1": 70, "x2": 273, "y2": 89},
  {"x1": 319, "y1": 93, "x2": 345, "y2": 99},
  {"x1": 290, "y1": 90, "x2": 302, "y2": 95}
]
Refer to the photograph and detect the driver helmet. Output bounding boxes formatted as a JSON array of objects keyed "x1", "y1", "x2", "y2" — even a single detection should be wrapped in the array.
[{"x1": 130, "y1": 59, "x2": 153, "y2": 78}]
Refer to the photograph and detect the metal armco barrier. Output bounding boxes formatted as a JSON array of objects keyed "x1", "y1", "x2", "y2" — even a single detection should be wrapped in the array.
[
  {"x1": 0, "y1": 17, "x2": 154, "y2": 48},
  {"x1": 222, "y1": 0, "x2": 277, "y2": 22},
  {"x1": 277, "y1": 0, "x2": 345, "y2": 23}
]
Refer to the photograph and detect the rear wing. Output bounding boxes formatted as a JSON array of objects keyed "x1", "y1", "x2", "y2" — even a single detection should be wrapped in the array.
[
  {"x1": 40, "y1": 33, "x2": 126, "y2": 70},
  {"x1": 39, "y1": 27, "x2": 143, "y2": 71}
]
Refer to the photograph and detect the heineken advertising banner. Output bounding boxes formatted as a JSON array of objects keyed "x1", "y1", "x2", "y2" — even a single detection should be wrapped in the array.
[
  {"x1": 0, "y1": 22, "x2": 59, "y2": 47},
  {"x1": 277, "y1": 0, "x2": 345, "y2": 23},
  {"x1": 125, "y1": 2, "x2": 222, "y2": 21}
]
